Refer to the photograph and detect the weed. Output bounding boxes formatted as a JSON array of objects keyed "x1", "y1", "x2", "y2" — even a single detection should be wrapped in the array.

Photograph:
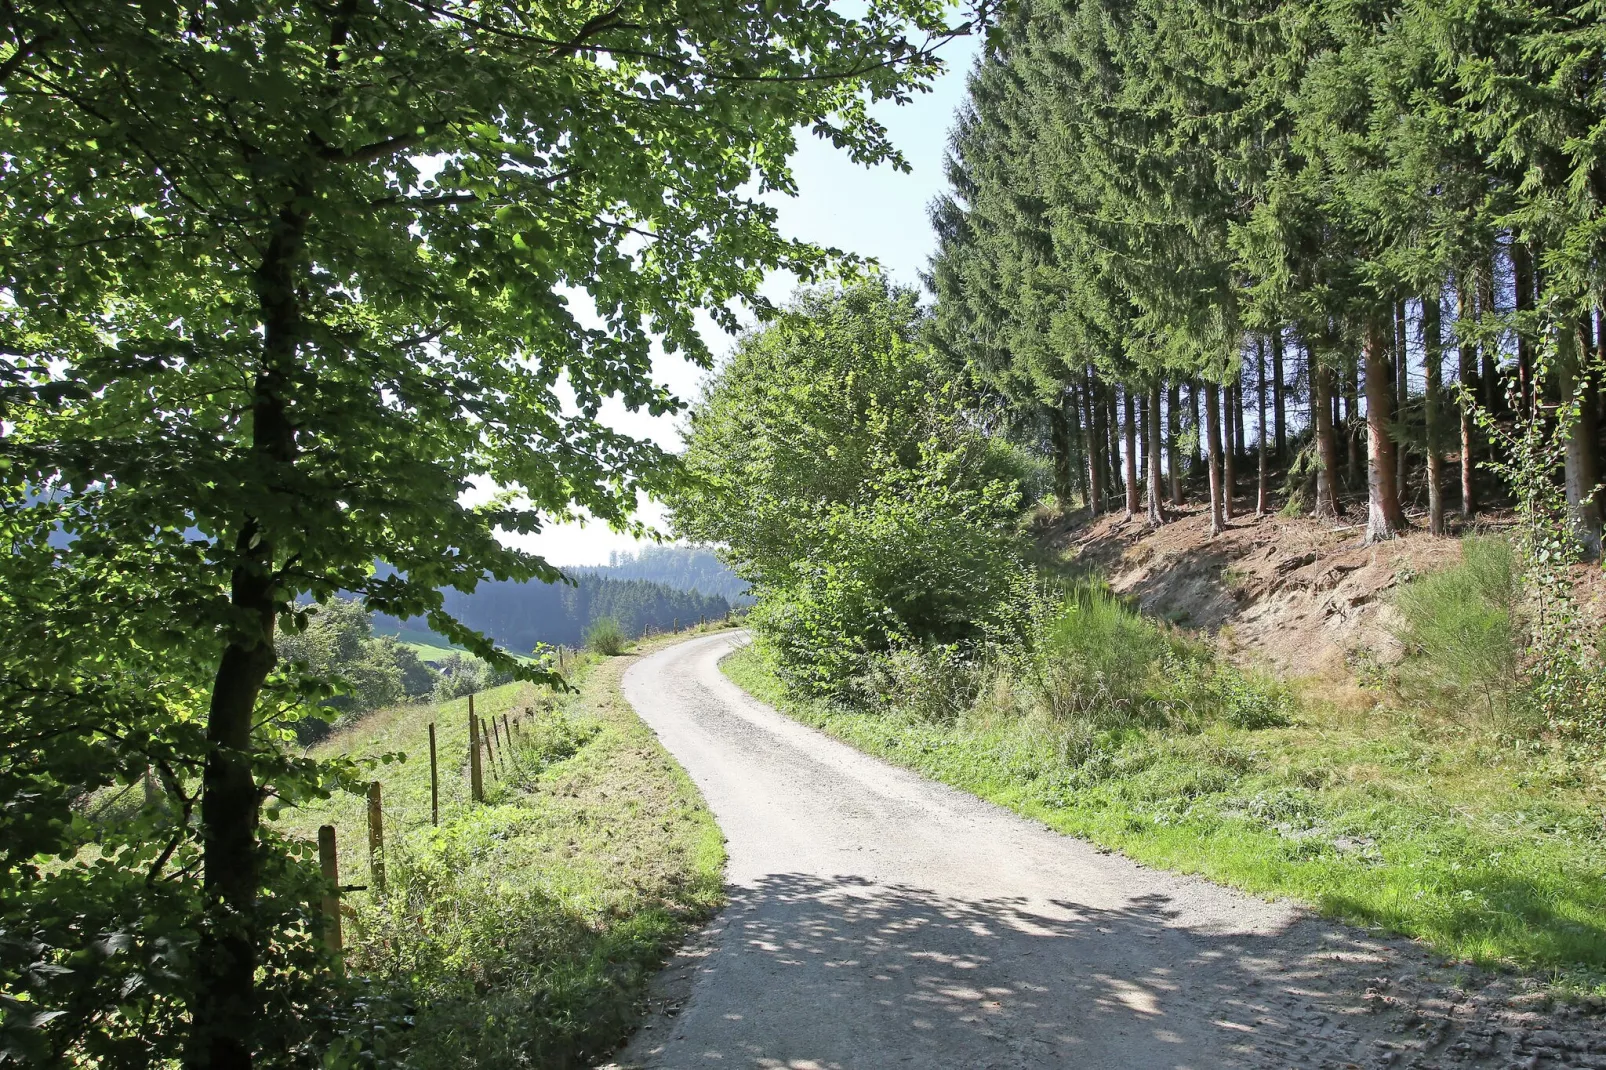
[{"x1": 585, "y1": 615, "x2": 627, "y2": 656}]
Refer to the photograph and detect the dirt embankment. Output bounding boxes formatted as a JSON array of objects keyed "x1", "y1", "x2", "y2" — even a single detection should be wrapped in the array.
[{"x1": 1038, "y1": 500, "x2": 1604, "y2": 680}]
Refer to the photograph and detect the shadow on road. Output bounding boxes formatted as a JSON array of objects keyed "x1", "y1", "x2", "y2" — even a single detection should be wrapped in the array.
[{"x1": 626, "y1": 872, "x2": 1428, "y2": 1069}]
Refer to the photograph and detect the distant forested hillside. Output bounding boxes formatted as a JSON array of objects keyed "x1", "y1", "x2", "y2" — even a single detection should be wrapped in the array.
[
  {"x1": 378, "y1": 572, "x2": 730, "y2": 655},
  {"x1": 577, "y1": 545, "x2": 750, "y2": 603}
]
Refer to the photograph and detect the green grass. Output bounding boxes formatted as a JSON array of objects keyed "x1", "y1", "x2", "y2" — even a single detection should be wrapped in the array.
[
  {"x1": 278, "y1": 639, "x2": 725, "y2": 1068},
  {"x1": 723, "y1": 645, "x2": 1606, "y2": 990}
]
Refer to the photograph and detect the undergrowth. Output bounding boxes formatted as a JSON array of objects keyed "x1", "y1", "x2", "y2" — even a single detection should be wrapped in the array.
[
  {"x1": 723, "y1": 587, "x2": 1606, "y2": 991},
  {"x1": 277, "y1": 642, "x2": 724, "y2": 1068}
]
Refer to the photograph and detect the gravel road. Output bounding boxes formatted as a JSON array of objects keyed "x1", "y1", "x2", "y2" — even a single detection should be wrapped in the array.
[{"x1": 607, "y1": 631, "x2": 1603, "y2": 1070}]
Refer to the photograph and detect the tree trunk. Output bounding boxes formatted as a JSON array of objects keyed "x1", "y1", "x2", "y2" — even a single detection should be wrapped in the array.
[
  {"x1": 1188, "y1": 381, "x2": 1203, "y2": 478},
  {"x1": 1123, "y1": 388, "x2": 1140, "y2": 521},
  {"x1": 1048, "y1": 401, "x2": 1075, "y2": 509},
  {"x1": 1221, "y1": 375, "x2": 1237, "y2": 520},
  {"x1": 1167, "y1": 381, "x2": 1184, "y2": 505},
  {"x1": 1205, "y1": 382, "x2": 1226, "y2": 535},
  {"x1": 1271, "y1": 328, "x2": 1287, "y2": 460},
  {"x1": 1067, "y1": 389, "x2": 1088, "y2": 509},
  {"x1": 1147, "y1": 381, "x2": 1168, "y2": 528},
  {"x1": 1365, "y1": 315, "x2": 1409, "y2": 541},
  {"x1": 1344, "y1": 356, "x2": 1361, "y2": 488},
  {"x1": 1312, "y1": 352, "x2": 1340, "y2": 520},
  {"x1": 1232, "y1": 373, "x2": 1247, "y2": 468},
  {"x1": 1106, "y1": 388, "x2": 1124, "y2": 507},
  {"x1": 1085, "y1": 371, "x2": 1106, "y2": 513},
  {"x1": 190, "y1": 210, "x2": 308, "y2": 1070},
  {"x1": 1257, "y1": 337, "x2": 1270, "y2": 517},
  {"x1": 1513, "y1": 241, "x2": 1535, "y2": 417},
  {"x1": 1395, "y1": 299, "x2": 1410, "y2": 503},
  {"x1": 1458, "y1": 284, "x2": 1477, "y2": 520},
  {"x1": 1422, "y1": 294, "x2": 1446, "y2": 535},
  {"x1": 1559, "y1": 316, "x2": 1603, "y2": 559},
  {"x1": 1479, "y1": 259, "x2": 1499, "y2": 413}
]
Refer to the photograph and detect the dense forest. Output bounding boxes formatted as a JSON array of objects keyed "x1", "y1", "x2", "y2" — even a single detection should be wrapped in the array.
[
  {"x1": 424, "y1": 573, "x2": 731, "y2": 651},
  {"x1": 924, "y1": 0, "x2": 1606, "y2": 556},
  {"x1": 575, "y1": 545, "x2": 751, "y2": 603}
]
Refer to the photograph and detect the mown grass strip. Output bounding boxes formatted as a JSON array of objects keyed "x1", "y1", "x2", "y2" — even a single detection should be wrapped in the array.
[
  {"x1": 278, "y1": 638, "x2": 725, "y2": 1068},
  {"x1": 722, "y1": 645, "x2": 1606, "y2": 992}
]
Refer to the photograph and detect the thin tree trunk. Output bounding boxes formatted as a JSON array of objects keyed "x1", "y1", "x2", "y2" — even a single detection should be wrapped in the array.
[
  {"x1": 1395, "y1": 299, "x2": 1410, "y2": 503},
  {"x1": 1458, "y1": 283, "x2": 1477, "y2": 520},
  {"x1": 1344, "y1": 356, "x2": 1361, "y2": 488},
  {"x1": 1086, "y1": 370, "x2": 1106, "y2": 513},
  {"x1": 1222, "y1": 375, "x2": 1237, "y2": 520},
  {"x1": 1205, "y1": 382, "x2": 1226, "y2": 535},
  {"x1": 1312, "y1": 350, "x2": 1340, "y2": 520},
  {"x1": 1167, "y1": 381, "x2": 1183, "y2": 505},
  {"x1": 191, "y1": 209, "x2": 309, "y2": 1070},
  {"x1": 1146, "y1": 381, "x2": 1168, "y2": 527},
  {"x1": 1513, "y1": 241, "x2": 1535, "y2": 417},
  {"x1": 1559, "y1": 316, "x2": 1603, "y2": 559},
  {"x1": 1422, "y1": 294, "x2": 1446, "y2": 535},
  {"x1": 1271, "y1": 328, "x2": 1288, "y2": 460},
  {"x1": 1106, "y1": 388, "x2": 1124, "y2": 507},
  {"x1": 1123, "y1": 388, "x2": 1140, "y2": 521},
  {"x1": 1048, "y1": 401, "x2": 1074, "y2": 509},
  {"x1": 1479, "y1": 259, "x2": 1499, "y2": 413},
  {"x1": 1232, "y1": 373, "x2": 1247, "y2": 468},
  {"x1": 1188, "y1": 381, "x2": 1203, "y2": 478},
  {"x1": 1257, "y1": 337, "x2": 1270, "y2": 517},
  {"x1": 1365, "y1": 315, "x2": 1409, "y2": 541},
  {"x1": 1067, "y1": 388, "x2": 1088, "y2": 509}
]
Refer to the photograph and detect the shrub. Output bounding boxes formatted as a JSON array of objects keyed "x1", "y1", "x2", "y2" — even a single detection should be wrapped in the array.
[
  {"x1": 585, "y1": 616, "x2": 627, "y2": 656},
  {"x1": 1391, "y1": 536, "x2": 1522, "y2": 723}
]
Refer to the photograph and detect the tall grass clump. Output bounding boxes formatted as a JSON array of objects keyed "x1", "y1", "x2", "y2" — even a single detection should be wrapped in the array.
[
  {"x1": 1391, "y1": 536, "x2": 1523, "y2": 724},
  {"x1": 585, "y1": 615, "x2": 626, "y2": 656}
]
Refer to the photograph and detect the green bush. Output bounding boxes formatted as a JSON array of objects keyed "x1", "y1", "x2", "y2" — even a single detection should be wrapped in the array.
[
  {"x1": 584, "y1": 615, "x2": 627, "y2": 656},
  {"x1": 1391, "y1": 536, "x2": 1522, "y2": 723}
]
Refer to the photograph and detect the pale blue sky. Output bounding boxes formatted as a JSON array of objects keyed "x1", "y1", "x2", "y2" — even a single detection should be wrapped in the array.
[{"x1": 522, "y1": 33, "x2": 980, "y2": 567}]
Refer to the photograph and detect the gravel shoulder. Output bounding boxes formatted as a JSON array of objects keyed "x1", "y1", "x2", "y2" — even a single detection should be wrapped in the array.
[{"x1": 605, "y1": 632, "x2": 1604, "y2": 1070}]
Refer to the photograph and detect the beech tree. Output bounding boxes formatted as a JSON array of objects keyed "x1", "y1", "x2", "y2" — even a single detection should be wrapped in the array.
[{"x1": 0, "y1": 0, "x2": 989, "y2": 1064}]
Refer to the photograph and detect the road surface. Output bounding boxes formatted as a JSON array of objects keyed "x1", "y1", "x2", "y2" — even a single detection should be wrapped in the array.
[{"x1": 609, "y1": 631, "x2": 1577, "y2": 1069}]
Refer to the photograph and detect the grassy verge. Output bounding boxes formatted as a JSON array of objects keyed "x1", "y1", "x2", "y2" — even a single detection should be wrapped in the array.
[
  {"x1": 723, "y1": 645, "x2": 1606, "y2": 991},
  {"x1": 278, "y1": 637, "x2": 725, "y2": 1068}
]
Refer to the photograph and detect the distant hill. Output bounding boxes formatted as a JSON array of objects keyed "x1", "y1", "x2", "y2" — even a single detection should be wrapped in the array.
[
  {"x1": 375, "y1": 572, "x2": 730, "y2": 654},
  {"x1": 573, "y1": 545, "x2": 750, "y2": 604}
]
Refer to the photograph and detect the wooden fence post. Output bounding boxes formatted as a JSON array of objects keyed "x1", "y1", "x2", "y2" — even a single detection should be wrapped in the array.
[
  {"x1": 483, "y1": 708, "x2": 497, "y2": 777},
  {"x1": 469, "y1": 696, "x2": 484, "y2": 803},
  {"x1": 428, "y1": 722, "x2": 439, "y2": 827},
  {"x1": 502, "y1": 713, "x2": 512, "y2": 751},
  {"x1": 367, "y1": 781, "x2": 385, "y2": 895},
  {"x1": 318, "y1": 825, "x2": 342, "y2": 965}
]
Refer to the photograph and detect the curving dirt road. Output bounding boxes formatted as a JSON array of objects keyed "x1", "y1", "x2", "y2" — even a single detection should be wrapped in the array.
[{"x1": 608, "y1": 632, "x2": 1599, "y2": 1070}]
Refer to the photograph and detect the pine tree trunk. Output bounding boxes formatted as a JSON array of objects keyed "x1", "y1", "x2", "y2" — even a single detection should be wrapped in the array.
[
  {"x1": 1422, "y1": 294, "x2": 1446, "y2": 535},
  {"x1": 1147, "y1": 381, "x2": 1168, "y2": 528},
  {"x1": 1513, "y1": 241, "x2": 1535, "y2": 417},
  {"x1": 1067, "y1": 389, "x2": 1088, "y2": 509},
  {"x1": 1344, "y1": 357, "x2": 1361, "y2": 488},
  {"x1": 1257, "y1": 338, "x2": 1270, "y2": 517},
  {"x1": 1086, "y1": 371, "x2": 1106, "y2": 513},
  {"x1": 1106, "y1": 388, "x2": 1124, "y2": 507},
  {"x1": 1221, "y1": 376, "x2": 1237, "y2": 521},
  {"x1": 190, "y1": 211, "x2": 308, "y2": 1070},
  {"x1": 1559, "y1": 315, "x2": 1603, "y2": 559},
  {"x1": 1048, "y1": 401, "x2": 1074, "y2": 509},
  {"x1": 1312, "y1": 352, "x2": 1340, "y2": 520},
  {"x1": 1479, "y1": 261, "x2": 1499, "y2": 413},
  {"x1": 1458, "y1": 284, "x2": 1477, "y2": 520},
  {"x1": 1233, "y1": 374, "x2": 1247, "y2": 467},
  {"x1": 1123, "y1": 388, "x2": 1140, "y2": 521},
  {"x1": 1167, "y1": 381, "x2": 1184, "y2": 505},
  {"x1": 1395, "y1": 299, "x2": 1410, "y2": 503},
  {"x1": 1272, "y1": 328, "x2": 1288, "y2": 460},
  {"x1": 1205, "y1": 381, "x2": 1226, "y2": 535},
  {"x1": 1365, "y1": 315, "x2": 1409, "y2": 541},
  {"x1": 1189, "y1": 381, "x2": 1203, "y2": 478}
]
